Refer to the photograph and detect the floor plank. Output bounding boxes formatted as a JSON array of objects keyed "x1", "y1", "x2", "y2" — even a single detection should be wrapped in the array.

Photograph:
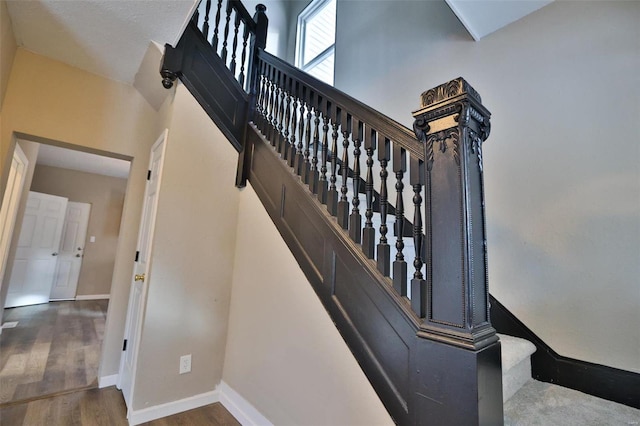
[
  {"x1": 0, "y1": 386, "x2": 241, "y2": 426},
  {"x1": 0, "y1": 300, "x2": 108, "y2": 404}
]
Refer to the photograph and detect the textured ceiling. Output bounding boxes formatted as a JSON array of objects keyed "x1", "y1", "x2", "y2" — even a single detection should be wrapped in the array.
[
  {"x1": 445, "y1": 0, "x2": 554, "y2": 41},
  {"x1": 6, "y1": 0, "x2": 197, "y2": 84}
]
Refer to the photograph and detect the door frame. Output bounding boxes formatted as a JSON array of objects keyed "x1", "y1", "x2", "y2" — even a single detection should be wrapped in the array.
[
  {"x1": 117, "y1": 129, "x2": 169, "y2": 410},
  {"x1": 0, "y1": 144, "x2": 29, "y2": 313}
]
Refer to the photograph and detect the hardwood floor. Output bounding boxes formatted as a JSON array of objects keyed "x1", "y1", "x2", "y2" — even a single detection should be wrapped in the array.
[
  {"x1": 0, "y1": 300, "x2": 108, "y2": 404},
  {"x1": 0, "y1": 300, "x2": 241, "y2": 425},
  {"x1": 0, "y1": 386, "x2": 241, "y2": 425}
]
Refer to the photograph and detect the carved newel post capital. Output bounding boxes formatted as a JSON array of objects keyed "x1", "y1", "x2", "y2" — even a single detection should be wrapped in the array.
[{"x1": 411, "y1": 77, "x2": 495, "y2": 350}]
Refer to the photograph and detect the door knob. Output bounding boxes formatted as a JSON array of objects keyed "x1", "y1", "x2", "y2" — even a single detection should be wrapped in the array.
[
  {"x1": 134, "y1": 274, "x2": 145, "y2": 282},
  {"x1": 76, "y1": 254, "x2": 81, "y2": 258},
  {"x1": 52, "y1": 252, "x2": 58, "y2": 256}
]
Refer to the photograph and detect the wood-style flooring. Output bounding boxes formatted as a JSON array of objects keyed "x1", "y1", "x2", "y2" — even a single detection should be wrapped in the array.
[
  {"x1": 0, "y1": 300, "x2": 108, "y2": 405},
  {"x1": 0, "y1": 386, "x2": 241, "y2": 425},
  {"x1": 0, "y1": 300, "x2": 240, "y2": 425}
]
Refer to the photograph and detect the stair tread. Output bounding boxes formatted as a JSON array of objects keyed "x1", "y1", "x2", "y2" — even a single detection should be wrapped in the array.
[{"x1": 499, "y1": 334, "x2": 537, "y2": 372}]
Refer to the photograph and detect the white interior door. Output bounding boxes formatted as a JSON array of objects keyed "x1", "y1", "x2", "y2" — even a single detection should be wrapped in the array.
[
  {"x1": 50, "y1": 202, "x2": 91, "y2": 300},
  {"x1": 5, "y1": 191, "x2": 68, "y2": 308},
  {"x1": 118, "y1": 129, "x2": 168, "y2": 409},
  {"x1": 0, "y1": 145, "x2": 29, "y2": 296}
]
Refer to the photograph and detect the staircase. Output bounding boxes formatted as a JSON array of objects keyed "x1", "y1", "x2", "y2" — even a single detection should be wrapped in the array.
[
  {"x1": 159, "y1": 1, "x2": 504, "y2": 424},
  {"x1": 499, "y1": 334, "x2": 536, "y2": 402}
]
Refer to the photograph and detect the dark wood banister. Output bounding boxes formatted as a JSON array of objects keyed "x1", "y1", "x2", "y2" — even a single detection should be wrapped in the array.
[
  {"x1": 256, "y1": 49, "x2": 424, "y2": 162},
  {"x1": 159, "y1": 1, "x2": 504, "y2": 424}
]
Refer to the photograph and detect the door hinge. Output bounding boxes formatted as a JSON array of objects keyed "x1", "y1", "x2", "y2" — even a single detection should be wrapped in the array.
[
  {"x1": 123, "y1": 339, "x2": 128, "y2": 351},
  {"x1": 147, "y1": 170, "x2": 151, "y2": 180},
  {"x1": 135, "y1": 251, "x2": 140, "y2": 262}
]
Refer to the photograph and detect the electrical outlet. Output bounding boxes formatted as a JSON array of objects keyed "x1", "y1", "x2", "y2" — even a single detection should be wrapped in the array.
[{"x1": 179, "y1": 354, "x2": 191, "y2": 374}]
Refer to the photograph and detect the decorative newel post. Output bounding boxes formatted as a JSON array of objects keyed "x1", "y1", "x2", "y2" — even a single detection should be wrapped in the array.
[{"x1": 410, "y1": 78, "x2": 503, "y2": 425}]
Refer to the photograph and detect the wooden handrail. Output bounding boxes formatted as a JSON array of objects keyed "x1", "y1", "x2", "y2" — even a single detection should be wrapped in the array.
[{"x1": 257, "y1": 49, "x2": 424, "y2": 162}]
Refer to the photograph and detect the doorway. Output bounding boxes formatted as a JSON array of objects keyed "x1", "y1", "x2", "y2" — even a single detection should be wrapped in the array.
[{"x1": 0, "y1": 139, "x2": 130, "y2": 405}]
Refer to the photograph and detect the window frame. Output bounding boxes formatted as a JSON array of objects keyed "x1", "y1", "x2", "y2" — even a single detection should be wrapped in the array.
[{"x1": 295, "y1": 0, "x2": 336, "y2": 85}]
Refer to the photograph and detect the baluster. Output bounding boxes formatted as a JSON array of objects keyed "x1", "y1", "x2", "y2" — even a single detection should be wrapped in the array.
[
  {"x1": 349, "y1": 119, "x2": 363, "y2": 242},
  {"x1": 327, "y1": 106, "x2": 340, "y2": 215},
  {"x1": 318, "y1": 99, "x2": 330, "y2": 204},
  {"x1": 302, "y1": 92, "x2": 313, "y2": 183},
  {"x1": 362, "y1": 128, "x2": 377, "y2": 258},
  {"x1": 393, "y1": 144, "x2": 407, "y2": 297},
  {"x1": 287, "y1": 82, "x2": 298, "y2": 164},
  {"x1": 309, "y1": 95, "x2": 321, "y2": 193},
  {"x1": 281, "y1": 76, "x2": 291, "y2": 158},
  {"x1": 212, "y1": 0, "x2": 223, "y2": 51},
  {"x1": 269, "y1": 69, "x2": 280, "y2": 146},
  {"x1": 337, "y1": 113, "x2": 351, "y2": 229},
  {"x1": 239, "y1": 24, "x2": 249, "y2": 88},
  {"x1": 410, "y1": 156, "x2": 426, "y2": 317},
  {"x1": 221, "y1": 2, "x2": 232, "y2": 64},
  {"x1": 256, "y1": 61, "x2": 267, "y2": 131},
  {"x1": 230, "y1": 12, "x2": 240, "y2": 75},
  {"x1": 276, "y1": 73, "x2": 286, "y2": 153},
  {"x1": 265, "y1": 66, "x2": 275, "y2": 142},
  {"x1": 202, "y1": 0, "x2": 212, "y2": 39},
  {"x1": 377, "y1": 137, "x2": 391, "y2": 276},
  {"x1": 294, "y1": 88, "x2": 306, "y2": 175}
]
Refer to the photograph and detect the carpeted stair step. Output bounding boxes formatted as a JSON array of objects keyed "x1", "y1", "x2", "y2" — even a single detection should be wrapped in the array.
[{"x1": 499, "y1": 334, "x2": 537, "y2": 402}]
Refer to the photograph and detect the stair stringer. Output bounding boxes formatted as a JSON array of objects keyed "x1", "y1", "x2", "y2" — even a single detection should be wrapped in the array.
[{"x1": 246, "y1": 123, "x2": 420, "y2": 425}]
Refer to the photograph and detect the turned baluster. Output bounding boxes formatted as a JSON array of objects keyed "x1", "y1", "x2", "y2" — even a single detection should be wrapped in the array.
[
  {"x1": 392, "y1": 144, "x2": 407, "y2": 297},
  {"x1": 256, "y1": 61, "x2": 267, "y2": 131},
  {"x1": 337, "y1": 113, "x2": 351, "y2": 229},
  {"x1": 349, "y1": 119, "x2": 363, "y2": 243},
  {"x1": 230, "y1": 12, "x2": 240, "y2": 75},
  {"x1": 276, "y1": 73, "x2": 286, "y2": 153},
  {"x1": 294, "y1": 88, "x2": 306, "y2": 174},
  {"x1": 361, "y1": 127, "x2": 377, "y2": 258},
  {"x1": 410, "y1": 155, "x2": 426, "y2": 317},
  {"x1": 239, "y1": 23, "x2": 250, "y2": 88},
  {"x1": 212, "y1": 0, "x2": 223, "y2": 51},
  {"x1": 287, "y1": 82, "x2": 298, "y2": 164},
  {"x1": 309, "y1": 95, "x2": 321, "y2": 194},
  {"x1": 265, "y1": 66, "x2": 275, "y2": 142},
  {"x1": 302, "y1": 92, "x2": 313, "y2": 184},
  {"x1": 318, "y1": 99, "x2": 330, "y2": 204},
  {"x1": 221, "y1": 2, "x2": 232, "y2": 64},
  {"x1": 202, "y1": 0, "x2": 212, "y2": 39},
  {"x1": 377, "y1": 137, "x2": 391, "y2": 276},
  {"x1": 281, "y1": 76, "x2": 292, "y2": 158},
  {"x1": 327, "y1": 106, "x2": 340, "y2": 215}
]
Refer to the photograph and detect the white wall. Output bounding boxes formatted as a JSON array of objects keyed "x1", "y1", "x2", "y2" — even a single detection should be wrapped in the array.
[
  {"x1": 223, "y1": 183, "x2": 394, "y2": 425},
  {"x1": 132, "y1": 83, "x2": 241, "y2": 409},
  {"x1": 329, "y1": 1, "x2": 639, "y2": 372}
]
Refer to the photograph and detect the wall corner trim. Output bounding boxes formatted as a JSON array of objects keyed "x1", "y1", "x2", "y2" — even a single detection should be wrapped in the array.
[
  {"x1": 218, "y1": 381, "x2": 273, "y2": 426},
  {"x1": 98, "y1": 374, "x2": 118, "y2": 389},
  {"x1": 128, "y1": 389, "x2": 220, "y2": 425}
]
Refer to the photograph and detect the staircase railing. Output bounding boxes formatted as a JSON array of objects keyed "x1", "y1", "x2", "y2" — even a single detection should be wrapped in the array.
[{"x1": 160, "y1": 1, "x2": 503, "y2": 424}]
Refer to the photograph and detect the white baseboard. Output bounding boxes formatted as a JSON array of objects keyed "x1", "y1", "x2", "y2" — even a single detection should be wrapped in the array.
[
  {"x1": 75, "y1": 294, "x2": 110, "y2": 300},
  {"x1": 219, "y1": 381, "x2": 273, "y2": 426},
  {"x1": 128, "y1": 389, "x2": 220, "y2": 426},
  {"x1": 99, "y1": 374, "x2": 118, "y2": 389}
]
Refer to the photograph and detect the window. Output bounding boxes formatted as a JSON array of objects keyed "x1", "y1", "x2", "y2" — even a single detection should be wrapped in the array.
[{"x1": 296, "y1": 0, "x2": 336, "y2": 85}]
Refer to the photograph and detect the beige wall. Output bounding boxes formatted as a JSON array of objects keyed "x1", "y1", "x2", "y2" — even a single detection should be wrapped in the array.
[
  {"x1": 0, "y1": 48, "x2": 164, "y2": 378},
  {"x1": 0, "y1": 0, "x2": 17, "y2": 111},
  {"x1": 223, "y1": 183, "x2": 394, "y2": 426},
  {"x1": 30, "y1": 165, "x2": 128, "y2": 297},
  {"x1": 132, "y1": 83, "x2": 240, "y2": 409},
  {"x1": 330, "y1": 1, "x2": 639, "y2": 372},
  {"x1": 0, "y1": 139, "x2": 38, "y2": 311}
]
